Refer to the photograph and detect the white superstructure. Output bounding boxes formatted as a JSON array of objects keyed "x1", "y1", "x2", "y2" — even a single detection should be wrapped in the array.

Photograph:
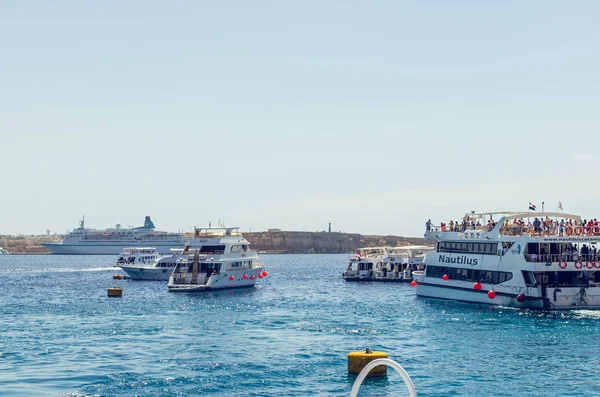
[
  {"x1": 168, "y1": 227, "x2": 266, "y2": 292},
  {"x1": 42, "y1": 216, "x2": 186, "y2": 255},
  {"x1": 414, "y1": 211, "x2": 600, "y2": 309},
  {"x1": 116, "y1": 247, "x2": 181, "y2": 281},
  {"x1": 343, "y1": 247, "x2": 389, "y2": 282},
  {"x1": 375, "y1": 245, "x2": 434, "y2": 282}
]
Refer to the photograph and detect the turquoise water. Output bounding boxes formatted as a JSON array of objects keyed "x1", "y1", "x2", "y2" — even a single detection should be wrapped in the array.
[{"x1": 1, "y1": 254, "x2": 599, "y2": 397}]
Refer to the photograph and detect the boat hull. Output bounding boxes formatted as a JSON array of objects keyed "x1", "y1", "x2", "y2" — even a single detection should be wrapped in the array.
[
  {"x1": 119, "y1": 266, "x2": 173, "y2": 281},
  {"x1": 168, "y1": 268, "x2": 264, "y2": 292},
  {"x1": 343, "y1": 277, "x2": 372, "y2": 282},
  {"x1": 42, "y1": 243, "x2": 183, "y2": 255},
  {"x1": 415, "y1": 282, "x2": 544, "y2": 309},
  {"x1": 168, "y1": 284, "x2": 256, "y2": 292},
  {"x1": 372, "y1": 278, "x2": 410, "y2": 282}
]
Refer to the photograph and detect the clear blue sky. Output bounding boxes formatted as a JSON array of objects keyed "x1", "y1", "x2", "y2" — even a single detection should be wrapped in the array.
[{"x1": 2, "y1": 1, "x2": 600, "y2": 236}]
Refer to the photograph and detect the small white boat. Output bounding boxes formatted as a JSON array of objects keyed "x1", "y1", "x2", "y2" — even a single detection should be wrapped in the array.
[
  {"x1": 117, "y1": 247, "x2": 178, "y2": 281},
  {"x1": 0, "y1": 247, "x2": 9, "y2": 255},
  {"x1": 168, "y1": 227, "x2": 266, "y2": 292},
  {"x1": 374, "y1": 245, "x2": 434, "y2": 282},
  {"x1": 343, "y1": 247, "x2": 388, "y2": 282}
]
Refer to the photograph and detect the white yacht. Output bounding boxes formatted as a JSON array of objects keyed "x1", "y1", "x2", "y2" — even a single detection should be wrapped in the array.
[
  {"x1": 374, "y1": 245, "x2": 434, "y2": 282},
  {"x1": 116, "y1": 247, "x2": 182, "y2": 281},
  {"x1": 343, "y1": 247, "x2": 389, "y2": 282},
  {"x1": 42, "y1": 216, "x2": 186, "y2": 255},
  {"x1": 168, "y1": 227, "x2": 266, "y2": 292},
  {"x1": 413, "y1": 211, "x2": 600, "y2": 309}
]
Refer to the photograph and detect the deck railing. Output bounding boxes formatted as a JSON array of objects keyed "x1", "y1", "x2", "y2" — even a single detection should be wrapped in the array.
[
  {"x1": 524, "y1": 253, "x2": 598, "y2": 263},
  {"x1": 429, "y1": 224, "x2": 600, "y2": 237}
]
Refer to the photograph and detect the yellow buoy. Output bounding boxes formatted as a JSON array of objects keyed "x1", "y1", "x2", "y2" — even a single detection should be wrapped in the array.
[
  {"x1": 107, "y1": 287, "x2": 123, "y2": 297},
  {"x1": 113, "y1": 274, "x2": 123, "y2": 280},
  {"x1": 348, "y1": 349, "x2": 388, "y2": 377}
]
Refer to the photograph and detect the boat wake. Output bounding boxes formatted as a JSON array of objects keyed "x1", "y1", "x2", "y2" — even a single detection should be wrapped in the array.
[{"x1": 0, "y1": 267, "x2": 115, "y2": 274}]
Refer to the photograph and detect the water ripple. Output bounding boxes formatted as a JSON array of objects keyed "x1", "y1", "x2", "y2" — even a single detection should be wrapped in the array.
[{"x1": 0, "y1": 254, "x2": 599, "y2": 396}]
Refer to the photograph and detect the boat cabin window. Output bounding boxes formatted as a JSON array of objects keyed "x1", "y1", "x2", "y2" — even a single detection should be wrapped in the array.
[
  {"x1": 199, "y1": 245, "x2": 225, "y2": 254},
  {"x1": 521, "y1": 270, "x2": 537, "y2": 287},
  {"x1": 230, "y1": 245, "x2": 250, "y2": 253},
  {"x1": 438, "y1": 242, "x2": 499, "y2": 255},
  {"x1": 524, "y1": 242, "x2": 596, "y2": 262},
  {"x1": 426, "y1": 265, "x2": 513, "y2": 284},
  {"x1": 187, "y1": 262, "x2": 221, "y2": 273}
]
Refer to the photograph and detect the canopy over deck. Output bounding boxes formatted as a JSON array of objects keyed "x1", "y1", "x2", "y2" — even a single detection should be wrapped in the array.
[
  {"x1": 501, "y1": 212, "x2": 581, "y2": 222},
  {"x1": 193, "y1": 227, "x2": 242, "y2": 237},
  {"x1": 465, "y1": 211, "x2": 525, "y2": 218},
  {"x1": 389, "y1": 245, "x2": 433, "y2": 251}
]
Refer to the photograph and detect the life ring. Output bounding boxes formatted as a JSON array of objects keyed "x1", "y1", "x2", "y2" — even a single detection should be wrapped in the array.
[
  {"x1": 594, "y1": 261, "x2": 600, "y2": 269},
  {"x1": 585, "y1": 227, "x2": 592, "y2": 235},
  {"x1": 565, "y1": 226, "x2": 573, "y2": 236},
  {"x1": 559, "y1": 260, "x2": 568, "y2": 269},
  {"x1": 574, "y1": 260, "x2": 583, "y2": 269},
  {"x1": 594, "y1": 227, "x2": 600, "y2": 235},
  {"x1": 586, "y1": 261, "x2": 595, "y2": 269},
  {"x1": 574, "y1": 227, "x2": 584, "y2": 236}
]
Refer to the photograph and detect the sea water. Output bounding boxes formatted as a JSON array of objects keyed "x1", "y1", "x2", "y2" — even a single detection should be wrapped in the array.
[{"x1": 0, "y1": 254, "x2": 599, "y2": 397}]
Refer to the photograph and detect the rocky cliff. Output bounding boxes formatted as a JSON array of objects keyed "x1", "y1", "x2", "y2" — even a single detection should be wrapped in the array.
[
  {"x1": 243, "y1": 231, "x2": 428, "y2": 254},
  {"x1": 1, "y1": 231, "x2": 429, "y2": 254}
]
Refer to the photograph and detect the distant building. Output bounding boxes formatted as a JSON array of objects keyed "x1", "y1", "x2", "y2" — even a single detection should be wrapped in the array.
[{"x1": 268, "y1": 228, "x2": 281, "y2": 233}]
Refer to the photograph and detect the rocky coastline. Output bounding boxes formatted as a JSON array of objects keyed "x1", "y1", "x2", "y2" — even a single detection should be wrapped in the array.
[{"x1": 1, "y1": 231, "x2": 428, "y2": 255}]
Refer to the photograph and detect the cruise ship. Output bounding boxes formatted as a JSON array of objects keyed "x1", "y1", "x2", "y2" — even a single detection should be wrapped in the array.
[{"x1": 42, "y1": 216, "x2": 187, "y2": 255}]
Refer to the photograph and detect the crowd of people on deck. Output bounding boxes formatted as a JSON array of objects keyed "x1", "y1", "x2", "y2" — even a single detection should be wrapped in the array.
[
  {"x1": 425, "y1": 217, "x2": 600, "y2": 236},
  {"x1": 425, "y1": 218, "x2": 498, "y2": 233},
  {"x1": 503, "y1": 217, "x2": 600, "y2": 236},
  {"x1": 528, "y1": 243, "x2": 598, "y2": 263}
]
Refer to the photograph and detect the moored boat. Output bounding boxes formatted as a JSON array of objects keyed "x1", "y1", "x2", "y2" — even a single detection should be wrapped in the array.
[
  {"x1": 168, "y1": 227, "x2": 266, "y2": 292},
  {"x1": 117, "y1": 247, "x2": 181, "y2": 281},
  {"x1": 374, "y1": 245, "x2": 434, "y2": 282},
  {"x1": 343, "y1": 247, "x2": 388, "y2": 282},
  {"x1": 414, "y1": 211, "x2": 600, "y2": 309}
]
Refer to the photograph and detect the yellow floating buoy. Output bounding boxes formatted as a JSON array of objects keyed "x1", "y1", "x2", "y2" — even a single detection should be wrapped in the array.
[
  {"x1": 348, "y1": 349, "x2": 388, "y2": 377},
  {"x1": 113, "y1": 274, "x2": 123, "y2": 280},
  {"x1": 107, "y1": 287, "x2": 123, "y2": 297}
]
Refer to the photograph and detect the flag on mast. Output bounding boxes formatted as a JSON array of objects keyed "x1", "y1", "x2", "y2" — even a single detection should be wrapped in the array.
[
  {"x1": 529, "y1": 202, "x2": 537, "y2": 211},
  {"x1": 558, "y1": 201, "x2": 563, "y2": 211}
]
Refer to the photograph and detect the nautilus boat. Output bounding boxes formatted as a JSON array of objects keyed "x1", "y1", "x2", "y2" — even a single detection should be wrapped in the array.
[{"x1": 413, "y1": 211, "x2": 600, "y2": 309}]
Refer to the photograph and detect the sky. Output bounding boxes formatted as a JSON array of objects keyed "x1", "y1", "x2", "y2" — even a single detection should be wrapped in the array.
[{"x1": 2, "y1": 1, "x2": 600, "y2": 236}]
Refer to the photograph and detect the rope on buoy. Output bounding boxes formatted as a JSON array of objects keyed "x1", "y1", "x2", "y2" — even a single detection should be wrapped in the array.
[{"x1": 349, "y1": 358, "x2": 417, "y2": 397}]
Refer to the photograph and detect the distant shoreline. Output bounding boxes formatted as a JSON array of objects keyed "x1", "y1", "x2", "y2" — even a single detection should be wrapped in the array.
[{"x1": 1, "y1": 230, "x2": 429, "y2": 255}]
